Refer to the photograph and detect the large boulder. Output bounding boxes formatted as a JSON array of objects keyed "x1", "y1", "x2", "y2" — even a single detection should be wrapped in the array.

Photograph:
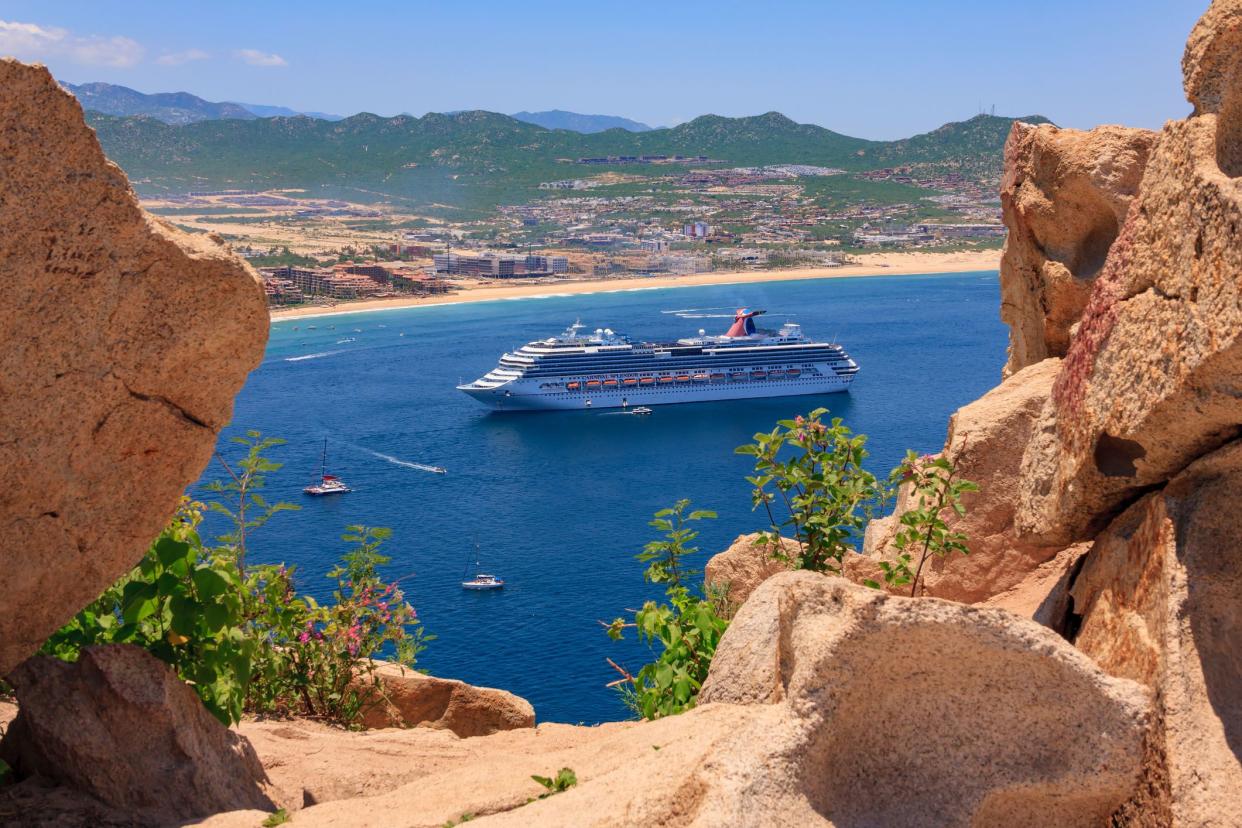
[
  {"x1": 864, "y1": 358, "x2": 1067, "y2": 604},
  {"x1": 357, "y1": 663, "x2": 535, "y2": 736},
  {"x1": 0, "y1": 645, "x2": 274, "y2": 822},
  {"x1": 999, "y1": 122, "x2": 1155, "y2": 376},
  {"x1": 697, "y1": 572, "x2": 1152, "y2": 827},
  {"x1": 1015, "y1": 3, "x2": 1242, "y2": 545},
  {"x1": 0, "y1": 61, "x2": 268, "y2": 675},
  {"x1": 1069, "y1": 439, "x2": 1242, "y2": 826}
]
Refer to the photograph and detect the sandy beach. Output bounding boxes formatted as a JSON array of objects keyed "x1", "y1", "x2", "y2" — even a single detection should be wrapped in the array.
[{"x1": 269, "y1": 249, "x2": 1000, "y2": 321}]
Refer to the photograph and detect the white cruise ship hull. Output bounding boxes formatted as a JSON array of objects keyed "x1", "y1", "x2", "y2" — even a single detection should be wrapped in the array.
[
  {"x1": 458, "y1": 311, "x2": 859, "y2": 412},
  {"x1": 459, "y1": 371, "x2": 854, "y2": 411}
]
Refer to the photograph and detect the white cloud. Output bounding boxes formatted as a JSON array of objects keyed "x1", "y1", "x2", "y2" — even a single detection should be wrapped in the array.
[
  {"x1": 156, "y1": 48, "x2": 209, "y2": 66},
  {"x1": 235, "y1": 48, "x2": 287, "y2": 67},
  {"x1": 0, "y1": 19, "x2": 143, "y2": 67}
]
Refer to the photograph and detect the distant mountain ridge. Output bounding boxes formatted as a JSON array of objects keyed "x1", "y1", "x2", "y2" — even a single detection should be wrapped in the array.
[
  {"x1": 231, "y1": 102, "x2": 344, "y2": 121},
  {"x1": 511, "y1": 110, "x2": 653, "y2": 133},
  {"x1": 60, "y1": 81, "x2": 342, "y2": 125},
  {"x1": 62, "y1": 82, "x2": 256, "y2": 125},
  {"x1": 86, "y1": 107, "x2": 1050, "y2": 209}
]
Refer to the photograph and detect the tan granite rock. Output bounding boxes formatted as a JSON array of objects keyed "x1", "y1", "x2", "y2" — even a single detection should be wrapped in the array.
[
  {"x1": 197, "y1": 573, "x2": 1150, "y2": 827},
  {"x1": 1015, "y1": 5, "x2": 1242, "y2": 544},
  {"x1": 0, "y1": 645, "x2": 273, "y2": 822},
  {"x1": 0, "y1": 60, "x2": 268, "y2": 675},
  {"x1": 703, "y1": 533, "x2": 796, "y2": 610},
  {"x1": 1070, "y1": 439, "x2": 1242, "y2": 826},
  {"x1": 699, "y1": 572, "x2": 1151, "y2": 826},
  {"x1": 999, "y1": 123, "x2": 1155, "y2": 375},
  {"x1": 358, "y1": 663, "x2": 535, "y2": 736},
  {"x1": 865, "y1": 358, "x2": 1067, "y2": 603},
  {"x1": 977, "y1": 542, "x2": 1089, "y2": 631}
]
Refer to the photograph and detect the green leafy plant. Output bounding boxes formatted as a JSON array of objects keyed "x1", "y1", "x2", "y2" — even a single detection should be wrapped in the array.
[
  {"x1": 531, "y1": 767, "x2": 578, "y2": 798},
  {"x1": 203, "y1": 430, "x2": 300, "y2": 576},
  {"x1": 262, "y1": 808, "x2": 291, "y2": 826},
  {"x1": 606, "y1": 500, "x2": 728, "y2": 720},
  {"x1": 736, "y1": 408, "x2": 885, "y2": 574},
  {"x1": 866, "y1": 451, "x2": 978, "y2": 597},
  {"x1": 41, "y1": 499, "x2": 254, "y2": 725},
  {"x1": 44, "y1": 433, "x2": 430, "y2": 729},
  {"x1": 249, "y1": 526, "x2": 431, "y2": 727}
]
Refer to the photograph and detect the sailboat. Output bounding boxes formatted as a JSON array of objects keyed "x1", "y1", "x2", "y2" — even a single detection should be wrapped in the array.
[
  {"x1": 303, "y1": 439, "x2": 352, "y2": 496},
  {"x1": 462, "y1": 542, "x2": 504, "y2": 590}
]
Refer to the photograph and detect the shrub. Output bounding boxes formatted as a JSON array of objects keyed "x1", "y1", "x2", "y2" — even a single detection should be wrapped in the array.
[
  {"x1": 43, "y1": 432, "x2": 429, "y2": 728},
  {"x1": 735, "y1": 408, "x2": 885, "y2": 574},
  {"x1": 867, "y1": 450, "x2": 978, "y2": 597},
  {"x1": 606, "y1": 500, "x2": 728, "y2": 720},
  {"x1": 42, "y1": 499, "x2": 254, "y2": 725},
  {"x1": 247, "y1": 526, "x2": 430, "y2": 727}
]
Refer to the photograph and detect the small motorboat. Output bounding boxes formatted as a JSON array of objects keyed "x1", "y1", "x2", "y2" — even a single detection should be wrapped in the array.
[
  {"x1": 304, "y1": 439, "x2": 351, "y2": 496},
  {"x1": 631, "y1": 406, "x2": 653, "y2": 415}
]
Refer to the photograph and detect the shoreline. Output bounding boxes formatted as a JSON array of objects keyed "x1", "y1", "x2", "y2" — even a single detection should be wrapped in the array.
[{"x1": 268, "y1": 250, "x2": 1000, "y2": 321}]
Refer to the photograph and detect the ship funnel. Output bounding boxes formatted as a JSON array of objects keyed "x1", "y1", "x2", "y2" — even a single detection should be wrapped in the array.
[{"x1": 724, "y1": 308, "x2": 766, "y2": 338}]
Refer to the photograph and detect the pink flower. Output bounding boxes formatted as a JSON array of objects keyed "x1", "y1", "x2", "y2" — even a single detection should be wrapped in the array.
[{"x1": 298, "y1": 631, "x2": 310, "y2": 643}]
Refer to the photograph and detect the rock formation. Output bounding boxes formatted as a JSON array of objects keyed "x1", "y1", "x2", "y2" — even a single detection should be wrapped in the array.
[
  {"x1": 358, "y1": 663, "x2": 536, "y2": 736},
  {"x1": 199, "y1": 574, "x2": 1151, "y2": 827},
  {"x1": 863, "y1": 358, "x2": 1067, "y2": 604},
  {"x1": 703, "y1": 533, "x2": 797, "y2": 609},
  {"x1": 1069, "y1": 440, "x2": 1242, "y2": 826},
  {"x1": 699, "y1": 573, "x2": 1150, "y2": 826},
  {"x1": 0, "y1": 645, "x2": 274, "y2": 822},
  {"x1": 999, "y1": 123, "x2": 1155, "y2": 376},
  {"x1": 0, "y1": 60, "x2": 268, "y2": 675},
  {"x1": 1015, "y1": 0, "x2": 1242, "y2": 545}
]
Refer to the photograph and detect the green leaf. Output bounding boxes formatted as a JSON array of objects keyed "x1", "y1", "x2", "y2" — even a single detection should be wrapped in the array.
[
  {"x1": 191, "y1": 567, "x2": 230, "y2": 600},
  {"x1": 154, "y1": 537, "x2": 191, "y2": 568}
]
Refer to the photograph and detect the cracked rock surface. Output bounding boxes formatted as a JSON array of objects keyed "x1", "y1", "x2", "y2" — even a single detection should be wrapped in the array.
[{"x1": 0, "y1": 59, "x2": 268, "y2": 674}]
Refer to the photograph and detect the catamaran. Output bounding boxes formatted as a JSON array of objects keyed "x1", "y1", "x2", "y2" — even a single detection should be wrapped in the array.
[
  {"x1": 303, "y1": 439, "x2": 351, "y2": 496},
  {"x1": 458, "y1": 308, "x2": 858, "y2": 411}
]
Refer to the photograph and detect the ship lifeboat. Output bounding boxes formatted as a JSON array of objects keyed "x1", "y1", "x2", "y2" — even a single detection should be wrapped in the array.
[
  {"x1": 586, "y1": 380, "x2": 602, "y2": 388},
  {"x1": 658, "y1": 376, "x2": 674, "y2": 384},
  {"x1": 622, "y1": 377, "x2": 638, "y2": 386},
  {"x1": 709, "y1": 373, "x2": 726, "y2": 381},
  {"x1": 639, "y1": 377, "x2": 655, "y2": 385},
  {"x1": 769, "y1": 369, "x2": 785, "y2": 378},
  {"x1": 787, "y1": 368, "x2": 802, "y2": 377},
  {"x1": 692, "y1": 373, "x2": 709, "y2": 382},
  {"x1": 731, "y1": 372, "x2": 747, "y2": 381},
  {"x1": 603, "y1": 379, "x2": 619, "y2": 387},
  {"x1": 567, "y1": 381, "x2": 581, "y2": 390},
  {"x1": 675, "y1": 375, "x2": 691, "y2": 383},
  {"x1": 751, "y1": 371, "x2": 767, "y2": 380}
]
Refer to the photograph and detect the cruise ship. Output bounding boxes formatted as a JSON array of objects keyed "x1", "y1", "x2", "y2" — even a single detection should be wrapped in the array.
[{"x1": 457, "y1": 309, "x2": 859, "y2": 411}]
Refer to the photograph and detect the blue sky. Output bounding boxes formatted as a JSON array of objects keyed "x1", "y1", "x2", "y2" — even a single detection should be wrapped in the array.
[{"x1": 0, "y1": 1, "x2": 1205, "y2": 138}]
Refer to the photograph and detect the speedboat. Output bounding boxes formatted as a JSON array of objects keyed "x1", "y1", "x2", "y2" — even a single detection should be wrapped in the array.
[{"x1": 631, "y1": 406, "x2": 653, "y2": 415}]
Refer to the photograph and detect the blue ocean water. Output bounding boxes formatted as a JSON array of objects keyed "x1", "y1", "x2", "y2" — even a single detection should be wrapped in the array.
[{"x1": 196, "y1": 271, "x2": 1005, "y2": 724}]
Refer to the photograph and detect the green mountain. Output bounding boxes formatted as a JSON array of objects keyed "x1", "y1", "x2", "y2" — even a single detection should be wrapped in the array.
[{"x1": 87, "y1": 109, "x2": 1049, "y2": 210}]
